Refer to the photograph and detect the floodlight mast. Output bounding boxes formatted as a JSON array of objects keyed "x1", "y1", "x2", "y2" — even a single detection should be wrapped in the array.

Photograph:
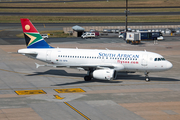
[{"x1": 125, "y1": 0, "x2": 128, "y2": 32}]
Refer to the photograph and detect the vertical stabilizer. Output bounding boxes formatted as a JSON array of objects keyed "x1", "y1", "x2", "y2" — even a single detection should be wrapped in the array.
[{"x1": 20, "y1": 18, "x2": 53, "y2": 48}]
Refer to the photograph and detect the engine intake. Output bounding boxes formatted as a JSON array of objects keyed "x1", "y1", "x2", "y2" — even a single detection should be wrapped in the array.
[{"x1": 92, "y1": 69, "x2": 117, "y2": 80}]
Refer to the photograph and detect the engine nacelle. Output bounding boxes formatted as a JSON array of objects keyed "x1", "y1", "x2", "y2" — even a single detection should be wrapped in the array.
[{"x1": 92, "y1": 69, "x2": 117, "y2": 80}]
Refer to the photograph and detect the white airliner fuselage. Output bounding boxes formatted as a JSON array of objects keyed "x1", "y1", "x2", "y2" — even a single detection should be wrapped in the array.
[
  {"x1": 18, "y1": 48, "x2": 173, "y2": 81},
  {"x1": 18, "y1": 18, "x2": 173, "y2": 82}
]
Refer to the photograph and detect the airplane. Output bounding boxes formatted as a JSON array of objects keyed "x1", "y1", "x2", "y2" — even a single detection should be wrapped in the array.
[{"x1": 18, "y1": 18, "x2": 173, "y2": 82}]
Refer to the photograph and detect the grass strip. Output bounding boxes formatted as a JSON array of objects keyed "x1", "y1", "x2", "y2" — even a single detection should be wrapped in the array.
[
  {"x1": 1, "y1": 15, "x2": 180, "y2": 23},
  {"x1": 0, "y1": 0, "x2": 179, "y2": 7},
  {"x1": 0, "y1": 8, "x2": 180, "y2": 13},
  {"x1": 16, "y1": 30, "x2": 73, "y2": 38}
]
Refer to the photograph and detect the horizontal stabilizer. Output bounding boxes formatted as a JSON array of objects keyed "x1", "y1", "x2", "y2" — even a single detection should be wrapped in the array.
[{"x1": 35, "y1": 63, "x2": 56, "y2": 68}]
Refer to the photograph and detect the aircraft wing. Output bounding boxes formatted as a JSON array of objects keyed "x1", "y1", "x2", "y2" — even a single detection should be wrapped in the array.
[{"x1": 55, "y1": 63, "x2": 125, "y2": 71}]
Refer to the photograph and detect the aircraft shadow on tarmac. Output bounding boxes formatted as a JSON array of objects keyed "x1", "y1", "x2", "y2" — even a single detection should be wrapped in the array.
[
  {"x1": 117, "y1": 74, "x2": 180, "y2": 82},
  {"x1": 26, "y1": 69, "x2": 180, "y2": 86},
  {"x1": 26, "y1": 70, "x2": 121, "y2": 85},
  {"x1": 52, "y1": 79, "x2": 122, "y2": 86}
]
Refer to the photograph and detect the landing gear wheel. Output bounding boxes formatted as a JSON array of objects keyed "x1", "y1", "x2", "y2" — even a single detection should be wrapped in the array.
[
  {"x1": 144, "y1": 72, "x2": 150, "y2": 82},
  {"x1": 84, "y1": 76, "x2": 92, "y2": 81},
  {"x1": 145, "y1": 77, "x2": 150, "y2": 82}
]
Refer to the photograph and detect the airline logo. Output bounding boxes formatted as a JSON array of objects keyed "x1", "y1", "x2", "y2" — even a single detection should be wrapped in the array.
[
  {"x1": 24, "y1": 33, "x2": 43, "y2": 46},
  {"x1": 25, "y1": 25, "x2": 30, "y2": 30},
  {"x1": 21, "y1": 18, "x2": 38, "y2": 33},
  {"x1": 20, "y1": 18, "x2": 53, "y2": 48},
  {"x1": 98, "y1": 52, "x2": 139, "y2": 58}
]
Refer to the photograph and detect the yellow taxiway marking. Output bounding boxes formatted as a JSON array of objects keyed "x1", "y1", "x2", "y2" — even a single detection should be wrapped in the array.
[
  {"x1": 64, "y1": 102, "x2": 90, "y2": 120},
  {"x1": 15, "y1": 90, "x2": 46, "y2": 95},
  {"x1": 54, "y1": 95, "x2": 65, "y2": 100},
  {"x1": 54, "y1": 88, "x2": 86, "y2": 93}
]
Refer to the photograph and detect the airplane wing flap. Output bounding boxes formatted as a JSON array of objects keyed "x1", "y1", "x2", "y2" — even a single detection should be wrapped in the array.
[{"x1": 60, "y1": 64, "x2": 125, "y2": 71}]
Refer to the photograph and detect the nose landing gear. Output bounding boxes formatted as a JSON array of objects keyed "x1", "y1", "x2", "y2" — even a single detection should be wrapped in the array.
[{"x1": 144, "y1": 72, "x2": 150, "y2": 82}]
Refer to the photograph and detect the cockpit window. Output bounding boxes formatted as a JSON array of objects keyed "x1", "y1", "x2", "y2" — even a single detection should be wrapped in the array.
[
  {"x1": 161, "y1": 58, "x2": 165, "y2": 60},
  {"x1": 154, "y1": 58, "x2": 166, "y2": 61}
]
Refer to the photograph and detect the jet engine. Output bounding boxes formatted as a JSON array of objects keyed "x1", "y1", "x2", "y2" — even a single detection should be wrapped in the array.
[{"x1": 92, "y1": 69, "x2": 117, "y2": 80}]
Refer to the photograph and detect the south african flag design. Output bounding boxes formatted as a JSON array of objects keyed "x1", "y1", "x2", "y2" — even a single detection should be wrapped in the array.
[{"x1": 21, "y1": 18, "x2": 53, "y2": 48}]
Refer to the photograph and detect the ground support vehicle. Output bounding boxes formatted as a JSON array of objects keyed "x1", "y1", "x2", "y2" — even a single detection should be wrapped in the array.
[
  {"x1": 140, "y1": 32, "x2": 163, "y2": 41},
  {"x1": 81, "y1": 32, "x2": 95, "y2": 39},
  {"x1": 125, "y1": 32, "x2": 141, "y2": 44}
]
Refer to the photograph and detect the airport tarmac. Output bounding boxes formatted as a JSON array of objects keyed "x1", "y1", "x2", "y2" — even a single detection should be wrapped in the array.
[{"x1": 0, "y1": 38, "x2": 180, "y2": 120}]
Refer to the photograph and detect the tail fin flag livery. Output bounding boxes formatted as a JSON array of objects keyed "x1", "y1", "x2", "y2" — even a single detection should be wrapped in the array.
[{"x1": 20, "y1": 18, "x2": 53, "y2": 48}]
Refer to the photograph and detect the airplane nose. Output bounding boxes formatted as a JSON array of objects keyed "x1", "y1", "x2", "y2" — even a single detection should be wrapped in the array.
[{"x1": 166, "y1": 61, "x2": 173, "y2": 69}]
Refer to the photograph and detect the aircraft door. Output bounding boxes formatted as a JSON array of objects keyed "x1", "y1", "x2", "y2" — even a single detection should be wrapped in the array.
[
  {"x1": 46, "y1": 50, "x2": 51, "y2": 62},
  {"x1": 101, "y1": 56, "x2": 105, "y2": 62},
  {"x1": 141, "y1": 54, "x2": 148, "y2": 66}
]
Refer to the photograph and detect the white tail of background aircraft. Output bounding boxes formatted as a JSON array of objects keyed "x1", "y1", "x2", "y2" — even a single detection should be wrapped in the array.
[{"x1": 18, "y1": 18, "x2": 173, "y2": 82}]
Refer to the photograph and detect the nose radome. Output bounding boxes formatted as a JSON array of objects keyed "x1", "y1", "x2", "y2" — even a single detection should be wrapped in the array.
[{"x1": 166, "y1": 61, "x2": 173, "y2": 69}]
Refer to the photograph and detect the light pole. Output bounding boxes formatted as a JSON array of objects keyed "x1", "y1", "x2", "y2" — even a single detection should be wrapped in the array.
[{"x1": 125, "y1": 0, "x2": 128, "y2": 32}]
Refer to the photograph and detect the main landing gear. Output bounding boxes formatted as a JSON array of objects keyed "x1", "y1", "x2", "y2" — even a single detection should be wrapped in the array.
[
  {"x1": 84, "y1": 71, "x2": 93, "y2": 81},
  {"x1": 144, "y1": 72, "x2": 150, "y2": 82},
  {"x1": 84, "y1": 75, "x2": 92, "y2": 81}
]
